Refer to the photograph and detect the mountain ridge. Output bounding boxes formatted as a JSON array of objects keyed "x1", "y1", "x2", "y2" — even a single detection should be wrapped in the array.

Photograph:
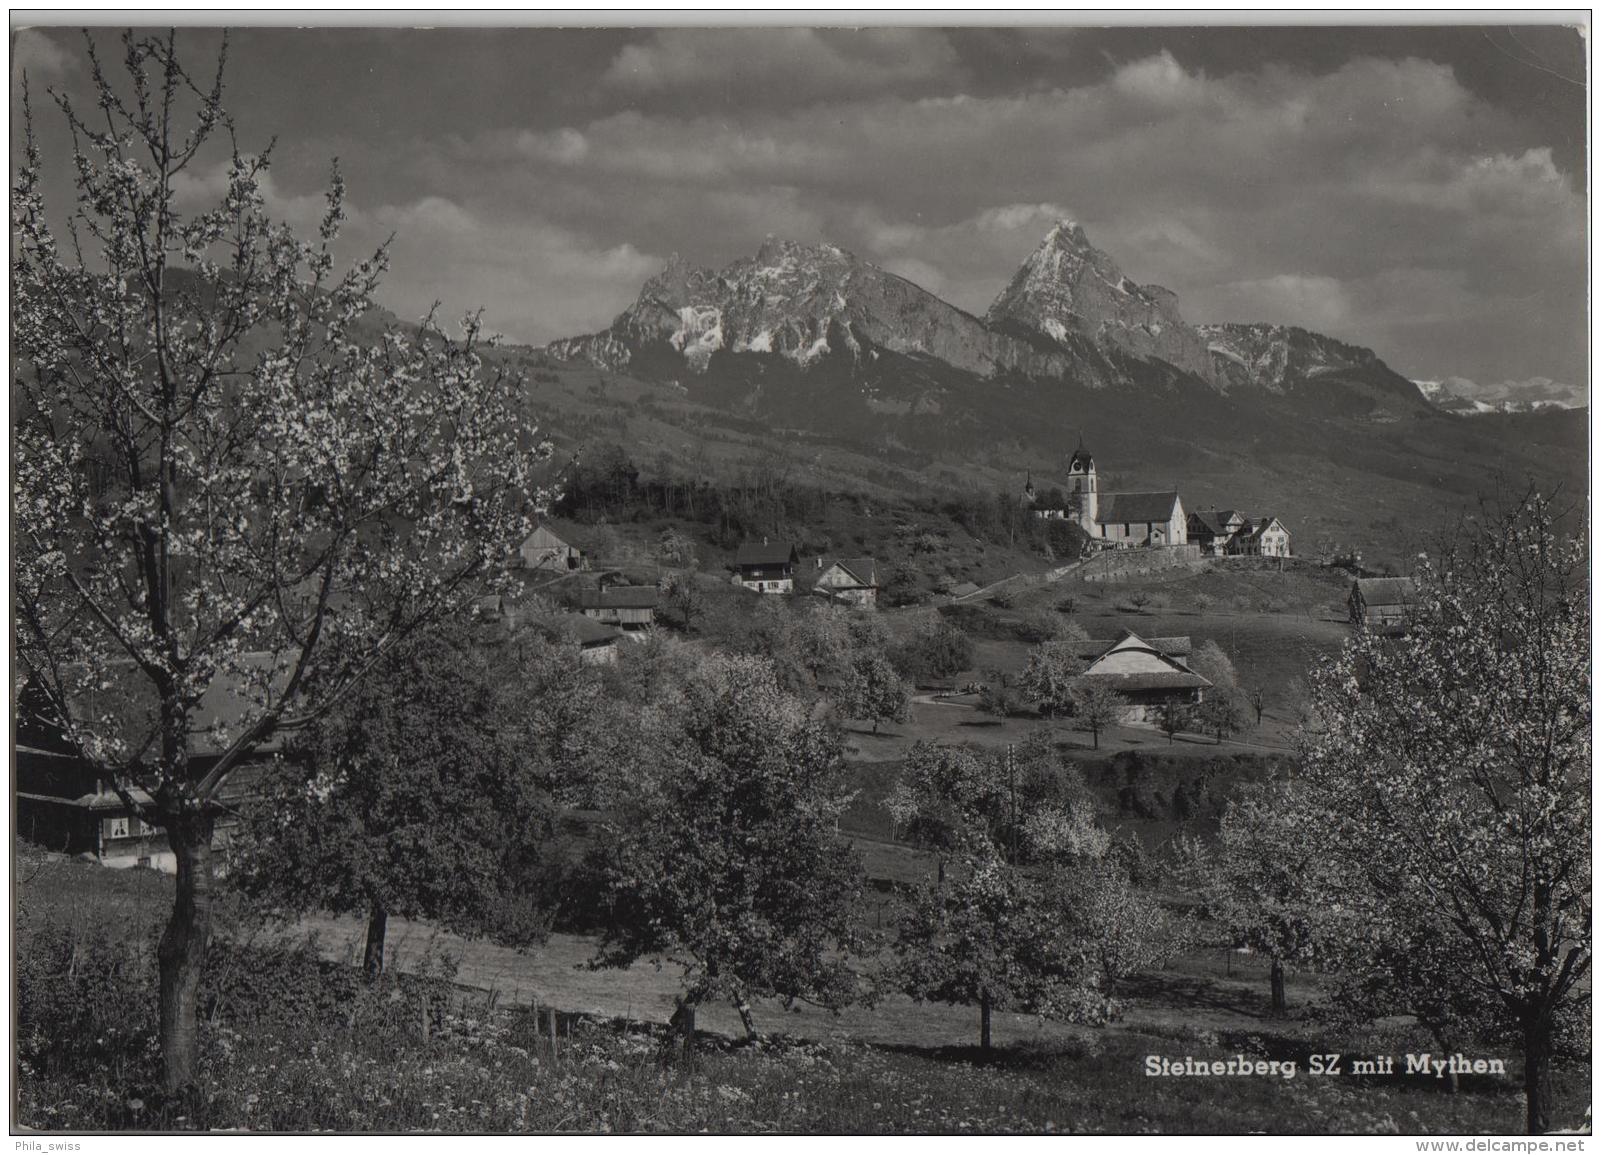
[{"x1": 548, "y1": 222, "x2": 1441, "y2": 420}]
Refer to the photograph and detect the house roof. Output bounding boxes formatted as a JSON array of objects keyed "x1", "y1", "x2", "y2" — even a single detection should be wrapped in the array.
[
  {"x1": 734, "y1": 542, "x2": 798, "y2": 567},
  {"x1": 578, "y1": 586, "x2": 660, "y2": 610},
  {"x1": 1080, "y1": 631, "x2": 1212, "y2": 690},
  {"x1": 1187, "y1": 510, "x2": 1237, "y2": 536},
  {"x1": 1239, "y1": 516, "x2": 1288, "y2": 542},
  {"x1": 1096, "y1": 491, "x2": 1181, "y2": 525},
  {"x1": 1076, "y1": 633, "x2": 1192, "y2": 660},
  {"x1": 1354, "y1": 577, "x2": 1417, "y2": 607},
  {"x1": 949, "y1": 580, "x2": 981, "y2": 598},
  {"x1": 521, "y1": 524, "x2": 575, "y2": 552},
  {"x1": 821, "y1": 558, "x2": 878, "y2": 587},
  {"x1": 534, "y1": 612, "x2": 620, "y2": 647}
]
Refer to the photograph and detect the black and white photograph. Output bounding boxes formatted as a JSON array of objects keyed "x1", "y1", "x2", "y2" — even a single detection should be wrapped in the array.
[{"x1": 8, "y1": 13, "x2": 1592, "y2": 1140}]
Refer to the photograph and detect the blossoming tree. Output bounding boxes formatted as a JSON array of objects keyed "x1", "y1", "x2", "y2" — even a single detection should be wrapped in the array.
[
  {"x1": 1297, "y1": 490, "x2": 1589, "y2": 1133},
  {"x1": 890, "y1": 739, "x2": 1179, "y2": 1048},
  {"x1": 591, "y1": 652, "x2": 868, "y2": 1044},
  {"x1": 12, "y1": 32, "x2": 545, "y2": 1091}
]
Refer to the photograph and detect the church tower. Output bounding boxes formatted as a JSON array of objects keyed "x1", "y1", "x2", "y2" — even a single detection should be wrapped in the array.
[{"x1": 1066, "y1": 440, "x2": 1098, "y2": 534}]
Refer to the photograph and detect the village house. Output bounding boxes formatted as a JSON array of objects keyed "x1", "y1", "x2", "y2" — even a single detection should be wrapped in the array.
[
  {"x1": 1349, "y1": 577, "x2": 1417, "y2": 633},
  {"x1": 518, "y1": 524, "x2": 585, "y2": 572},
  {"x1": 577, "y1": 585, "x2": 660, "y2": 634},
  {"x1": 814, "y1": 557, "x2": 879, "y2": 608},
  {"x1": 1188, "y1": 510, "x2": 1293, "y2": 558},
  {"x1": 732, "y1": 540, "x2": 799, "y2": 593},
  {"x1": 1234, "y1": 516, "x2": 1292, "y2": 558},
  {"x1": 15, "y1": 658, "x2": 280, "y2": 871},
  {"x1": 1073, "y1": 631, "x2": 1211, "y2": 722},
  {"x1": 1187, "y1": 509, "x2": 1247, "y2": 556}
]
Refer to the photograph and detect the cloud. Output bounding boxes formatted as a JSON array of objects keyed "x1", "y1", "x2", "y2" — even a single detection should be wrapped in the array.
[
  {"x1": 123, "y1": 36, "x2": 1580, "y2": 385},
  {"x1": 13, "y1": 29, "x2": 75, "y2": 83},
  {"x1": 1111, "y1": 50, "x2": 1211, "y2": 107},
  {"x1": 1211, "y1": 274, "x2": 1353, "y2": 331},
  {"x1": 170, "y1": 158, "x2": 657, "y2": 343},
  {"x1": 364, "y1": 197, "x2": 661, "y2": 341},
  {"x1": 601, "y1": 28, "x2": 960, "y2": 105},
  {"x1": 853, "y1": 202, "x2": 1081, "y2": 314},
  {"x1": 170, "y1": 159, "x2": 348, "y2": 235}
]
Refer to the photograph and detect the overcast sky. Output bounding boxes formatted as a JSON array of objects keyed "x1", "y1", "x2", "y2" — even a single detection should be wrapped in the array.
[{"x1": 12, "y1": 22, "x2": 1588, "y2": 397}]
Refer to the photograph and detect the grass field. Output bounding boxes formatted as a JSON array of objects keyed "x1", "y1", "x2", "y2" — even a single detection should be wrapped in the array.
[{"x1": 16, "y1": 848, "x2": 1590, "y2": 1134}]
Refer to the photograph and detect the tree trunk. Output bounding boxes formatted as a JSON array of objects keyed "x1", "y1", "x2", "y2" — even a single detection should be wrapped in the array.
[
  {"x1": 1269, "y1": 958, "x2": 1286, "y2": 1017},
  {"x1": 1091, "y1": 725, "x2": 1099, "y2": 751},
  {"x1": 1424, "y1": 1021, "x2": 1459, "y2": 1094},
  {"x1": 1523, "y1": 1020, "x2": 1554, "y2": 1134},
  {"x1": 157, "y1": 810, "x2": 216, "y2": 1093},
  {"x1": 664, "y1": 997, "x2": 697, "y2": 1058},
  {"x1": 364, "y1": 903, "x2": 388, "y2": 980},
  {"x1": 979, "y1": 991, "x2": 992, "y2": 1051}
]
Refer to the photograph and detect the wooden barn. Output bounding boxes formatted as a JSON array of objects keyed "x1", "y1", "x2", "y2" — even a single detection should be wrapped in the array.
[
  {"x1": 1349, "y1": 577, "x2": 1417, "y2": 633},
  {"x1": 577, "y1": 586, "x2": 660, "y2": 634},
  {"x1": 518, "y1": 524, "x2": 584, "y2": 572},
  {"x1": 814, "y1": 558, "x2": 879, "y2": 608},
  {"x1": 1074, "y1": 631, "x2": 1210, "y2": 722}
]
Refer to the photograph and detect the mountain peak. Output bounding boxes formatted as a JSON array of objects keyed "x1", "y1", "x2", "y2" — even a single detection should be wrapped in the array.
[
  {"x1": 1044, "y1": 218, "x2": 1091, "y2": 249},
  {"x1": 987, "y1": 222, "x2": 1214, "y2": 380}
]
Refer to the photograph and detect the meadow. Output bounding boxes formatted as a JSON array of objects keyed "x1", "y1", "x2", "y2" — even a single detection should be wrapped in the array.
[{"x1": 17, "y1": 845, "x2": 1587, "y2": 1134}]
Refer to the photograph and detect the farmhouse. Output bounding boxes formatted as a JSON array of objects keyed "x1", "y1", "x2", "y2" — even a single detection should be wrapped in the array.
[
  {"x1": 15, "y1": 657, "x2": 280, "y2": 871},
  {"x1": 1235, "y1": 516, "x2": 1292, "y2": 558},
  {"x1": 1349, "y1": 577, "x2": 1417, "y2": 633},
  {"x1": 518, "y1": 524, "x2": 584, "y2": 572},
  {"x1": 733, "y1": 541, "x2": 799, "y2": 593},
  {"x1": 814, "y1": 558, "x2": 879, "y2": 608},
  {"x1": 1074, "y1": 631, "x2": 1210, "y2": 722},
  {"x1": 1187, "y1": 509, "x2": 1246, "y2": 556},
  {"x1": 577, "y1": 585, "x2": 659, "y2": 633}
]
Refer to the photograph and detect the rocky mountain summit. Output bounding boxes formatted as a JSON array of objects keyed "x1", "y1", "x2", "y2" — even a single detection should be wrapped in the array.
[
  {"x1": 1412, "y1": 378, "x2": 1579, "y2": 416},
  {"x1": 986, "y1": 221, "x2": 1214, "y2": 380},
  {"x1": 552, "y1": 236, "x2": 1008, "y2": 377},
  {"x1": 1200, "y1": 323, "x2": 1395, "y2": 394}
]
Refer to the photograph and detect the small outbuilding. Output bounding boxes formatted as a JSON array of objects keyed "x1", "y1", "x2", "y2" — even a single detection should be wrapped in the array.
[
  {"x1": 1349, "y1": 577, "x2": 1417, "y2": 633},
  {"x1": 518, "y1": 524, "x2": 584, "y2": 572}
]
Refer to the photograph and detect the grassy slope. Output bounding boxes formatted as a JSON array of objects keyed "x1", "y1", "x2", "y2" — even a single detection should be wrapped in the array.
[{"x1": 508, "y1": 342, "x2": 1586, "y2": 577}]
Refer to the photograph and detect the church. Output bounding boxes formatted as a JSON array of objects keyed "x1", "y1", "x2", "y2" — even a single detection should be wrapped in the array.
[{"x1": 1027, "y1": 442, "x2": 1188, "y2": 549}]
